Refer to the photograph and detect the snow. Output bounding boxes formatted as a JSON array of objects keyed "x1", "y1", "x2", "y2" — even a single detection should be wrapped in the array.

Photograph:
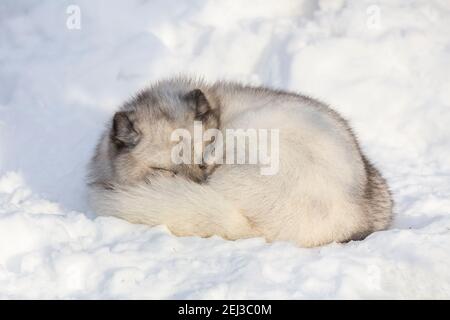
[{"x1": 1, "y1": 0, "x2": 450, "y2": 299}]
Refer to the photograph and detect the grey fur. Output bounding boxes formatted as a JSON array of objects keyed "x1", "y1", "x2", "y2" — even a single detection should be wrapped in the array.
[{"x1": 89, "y1": 78, "x2": 219, "y2": 186}]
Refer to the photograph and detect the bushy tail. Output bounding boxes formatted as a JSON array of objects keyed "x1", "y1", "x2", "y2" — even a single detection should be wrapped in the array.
[{"x1": 89, "y1": 176, "x2": 258, "y2": 240}]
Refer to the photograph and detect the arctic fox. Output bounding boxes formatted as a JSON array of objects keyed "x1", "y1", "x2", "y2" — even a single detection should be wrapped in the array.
[{"x1": 88, "y1": 78, "x2": 393, "y2": 247}]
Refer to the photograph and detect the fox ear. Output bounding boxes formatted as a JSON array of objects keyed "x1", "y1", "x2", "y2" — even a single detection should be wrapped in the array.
[
  {"x1": 111, "y1": 111, "x2": 140, "y2": 148},
  {"x1": 185, "y1": 89, "x2": 219, "y2": 127},
  {"x1": 185, "y1": 89, "x2": 212, "y2": 119}
]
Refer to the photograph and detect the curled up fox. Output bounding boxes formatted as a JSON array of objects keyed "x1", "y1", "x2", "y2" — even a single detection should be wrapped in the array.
[{"x1": 88, "y1": 77, "x2": 393, "y2": 247}]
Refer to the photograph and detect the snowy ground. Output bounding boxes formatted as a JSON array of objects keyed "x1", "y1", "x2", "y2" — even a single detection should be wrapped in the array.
[{"x1": 1, "y1": 0, "x2": 450, "y2": 299}]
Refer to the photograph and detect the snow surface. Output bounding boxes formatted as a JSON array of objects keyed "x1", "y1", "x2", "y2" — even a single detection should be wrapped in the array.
[{"x1": 1, "y1": 0, "x2": 450, "y2": 299}]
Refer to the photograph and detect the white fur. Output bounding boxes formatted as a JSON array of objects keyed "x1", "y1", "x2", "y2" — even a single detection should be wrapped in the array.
[
  {"x1": 90, "y1": 175, "x2": 258, "y2": 240},
  {"x1": 89, "y1": 79, "x2": 392, "y2": 247}
]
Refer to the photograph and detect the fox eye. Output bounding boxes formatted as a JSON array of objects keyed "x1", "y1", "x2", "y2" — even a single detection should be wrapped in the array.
[{"x1": 151, "y1": 167, "x2": 174, "y2": 174}]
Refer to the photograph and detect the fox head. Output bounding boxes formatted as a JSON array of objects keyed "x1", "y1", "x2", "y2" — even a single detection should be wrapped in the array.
[{"x1": 89, "y1": 80, "x2": 220, "y2": 187}]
